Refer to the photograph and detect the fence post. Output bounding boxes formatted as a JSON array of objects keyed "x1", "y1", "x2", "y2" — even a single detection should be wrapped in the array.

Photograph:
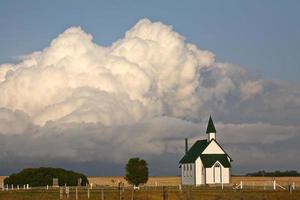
[
  {"x1": 240, "y1": 181, "x2": 243, "y2": 190},
  {"x1": 292, "y1": 182, "x2": 295, "y2": 190},
  {"x1": 76, "y1": 187, "x2": 78, "y2": 200},
  {"x1": 273, "y1": 180, "x2": 276, "y2": 190},
  {"x1": 101, "y1": 188, "x2": 104, "y2": 200},
  {"x1": 187, "y1": 187, "x2": 191, "y2": 200},
  {"x1": 221, "y1": 181, "x2": 224, "y2": 190},
  {"x1": 87, "y1": 187, "x2": 90, "y2": 199},
  {"x1": 66, "y1": 186, "x2": 70, "y2": 199},
  {"x1": 59, "y1": 187, "x2": 63, "y2": 200},
  {"x1": 163, "y1": 186, "x2": 168, "y2": 200},
  {"x1": 118, "y1": 182, "x2": 122, "y2": 200},
  {"x1": 145, "y1": 186, "x2": 148, "y2": 200}
]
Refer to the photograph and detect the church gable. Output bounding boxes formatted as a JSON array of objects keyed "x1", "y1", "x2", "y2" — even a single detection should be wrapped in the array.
[
  {"x1": 200, "y1": 154, "x2": 231, "y2": 168},
  {"x1": 202, "y1": 140, "x2": 225, "y2": 154}
]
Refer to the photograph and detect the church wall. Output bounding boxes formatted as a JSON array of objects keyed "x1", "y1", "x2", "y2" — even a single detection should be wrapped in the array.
[
  {"x1": 195, "y1": 157, "x2": 204, "y2": 185},
  {"x1": 222, "y1": 167, "x2": 230, "y2": 183},
  {"x1": 205, "y1": 167, "x2": 214, "y2": 184},
  {"x1": 202, "y1": 140, "x2": 224, "y2": 154},
  {"x1": 181, "y1": 163, "x2": 195, "y2": 185},
  {"x1": 205, "y1": 163, "x2": 230, "y2": 184}
]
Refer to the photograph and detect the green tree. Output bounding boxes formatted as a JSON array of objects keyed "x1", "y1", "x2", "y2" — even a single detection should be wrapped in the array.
[
  {"x1": 4, "y1": 167, "x2": 89, "y2": 186},
  {"x1": 125, "y1": 157, "x2": 148, "y2": 186}
]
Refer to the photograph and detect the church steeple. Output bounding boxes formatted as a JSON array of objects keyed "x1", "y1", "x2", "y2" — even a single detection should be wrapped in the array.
[
  {"x1": 206, "y1": 115, "x2": 216, "y2": 141},
  {"x1": 206, "y1": 116, "x2": 216, "y2": 133}
]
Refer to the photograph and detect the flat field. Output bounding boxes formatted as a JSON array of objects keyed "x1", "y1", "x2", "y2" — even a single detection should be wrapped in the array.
[
  {"x1": 1, "y1": 176, "x2": 300, "y2": 200},
  {"x1": 2, "y1": 176, "x2": 300, "y2": 187},
  {"x1": 0, "y1": 187, "x2": 299, "y2": 200},
  {"x1": 88, "y1": 176, "x2": 300, "y2": 187}
]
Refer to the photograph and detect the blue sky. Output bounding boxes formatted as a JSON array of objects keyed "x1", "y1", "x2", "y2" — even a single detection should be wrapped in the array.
[{"x1": 0, "y1": 0, "x2": 299, "y2": 82}]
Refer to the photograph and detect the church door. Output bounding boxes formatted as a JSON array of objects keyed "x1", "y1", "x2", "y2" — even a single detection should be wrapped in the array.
[{"x1": 214, "y1": 163, "x2": 221, "y2": 183}]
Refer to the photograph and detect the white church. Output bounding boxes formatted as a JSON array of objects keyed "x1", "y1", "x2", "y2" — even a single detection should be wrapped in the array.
[{"x1": 179, "y1": 116, "x2": 233, "y2": 185}]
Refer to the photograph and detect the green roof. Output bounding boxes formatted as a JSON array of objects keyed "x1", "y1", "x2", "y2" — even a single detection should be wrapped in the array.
[
  {"x1": 179, "y1": 139, "x2": 233, "y2": 166},
  {"x1": 200, "y1": 154, "x2": 231, "y2": 168},
  {"x1": 179, "y1": 140, "x2": 209, "y2": 163},
  {"x1": 206, "y1": 116, "x2": 216, "y2": 134}
]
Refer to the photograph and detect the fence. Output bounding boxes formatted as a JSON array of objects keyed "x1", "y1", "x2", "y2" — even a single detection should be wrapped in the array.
[{"x1": 0, "y1": 183, "x2": 299, "y2": 200}]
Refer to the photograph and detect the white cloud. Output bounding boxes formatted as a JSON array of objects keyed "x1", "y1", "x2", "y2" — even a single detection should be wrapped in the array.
[
  {"x1": 0, "y1": 19, "x2": 217, "y2": 126},
  {"x1": 240, "y1": 80, "x2": 263, "y2": 100},
  {"x1": 0, "y1": 18, "x2": 299, "y2": 174}
]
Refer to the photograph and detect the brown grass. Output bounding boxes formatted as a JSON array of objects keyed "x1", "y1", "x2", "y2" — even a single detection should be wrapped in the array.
[
  {"x1": 88, "y1": 176, "x2": 181, "y2": 187},
  {"x1": 2, "y1": 176, "x2": 300, "y2": 199},
  {"x1": 232, "y1": 176, "x2": 300, "y2": 187},
  {"x1": 2, "y1": 175, "x2": 300, "y2": 187},
  {"x1": 87, "y1": 176, "x2": 300, "y2": 187},
  {"x1": 0, "y1": 187, "x2": 299, "y2": 200}
]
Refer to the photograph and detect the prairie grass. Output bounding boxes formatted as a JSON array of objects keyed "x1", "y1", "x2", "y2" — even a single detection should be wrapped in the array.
[
  {"x1": 88, "y1": 176, "x2": 300, "y2": 187},
  {"x1": 0, "y1": 187, "x2": 300, "y2": 200},
  {"x1": 1, "y1": 176, "x2": 300, "y2": 200}
]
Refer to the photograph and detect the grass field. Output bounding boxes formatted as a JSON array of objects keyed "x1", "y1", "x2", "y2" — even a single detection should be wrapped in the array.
[
  {"x1": 0, "y1": 187, "x2": 299, "y2": 200},
  {"x1": 1, "y1": 176, "x2": 300, "y2": 200},
  {"x1": 2, "y1": 176, "x2": 300, "y2": 187},
  {"x1": 88, "y1": 176, "x2": 300, "y2": 187}
]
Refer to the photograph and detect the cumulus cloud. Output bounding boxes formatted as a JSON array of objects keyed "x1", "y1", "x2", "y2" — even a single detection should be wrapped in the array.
[
  {"x1": 0, "y1": 18, "x2": 299, "y2": 174},
  {"x1": 0, "y1": 19, "x2": 218, "y2": 126},
  {"x1": 240, "y1": 80, "x2": 263, "y2": 100}
]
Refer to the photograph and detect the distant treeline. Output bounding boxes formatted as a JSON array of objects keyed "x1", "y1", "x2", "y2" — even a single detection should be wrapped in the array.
[
  {"x1": 246, "y1": 170, "x2": 300, "y2": 177},
  {"x1": 4, "y1": 167, "x2": 89, "y2": 186}
]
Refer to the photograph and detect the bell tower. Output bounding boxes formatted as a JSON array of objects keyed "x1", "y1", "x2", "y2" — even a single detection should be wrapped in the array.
[{"x1": 206, "y1": 115, "x2": 216, "y2": 141}]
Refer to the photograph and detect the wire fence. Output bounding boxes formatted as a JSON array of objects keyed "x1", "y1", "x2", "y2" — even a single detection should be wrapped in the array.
[{"x1": 0, "y1": 183, "x2": 299, "y2": 200}]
